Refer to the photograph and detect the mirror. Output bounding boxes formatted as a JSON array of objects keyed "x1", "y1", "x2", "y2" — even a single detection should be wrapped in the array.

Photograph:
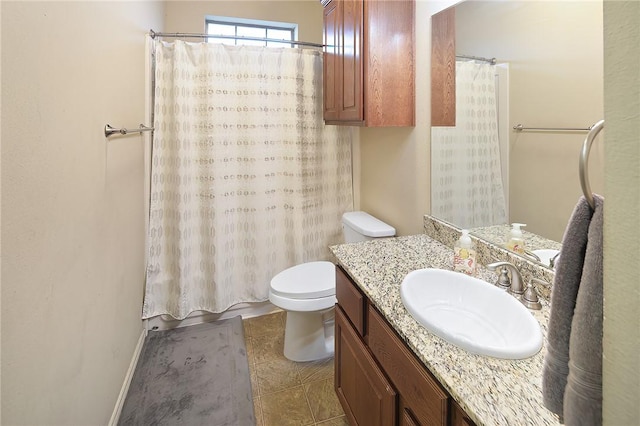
[{"x1": 430, "y1": 0, "x2": 604, "y2": 269}]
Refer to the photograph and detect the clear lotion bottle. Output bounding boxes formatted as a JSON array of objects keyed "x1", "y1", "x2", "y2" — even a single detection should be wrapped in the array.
[
  {"x1": 506, "y1": 223, "x2": 526, "y2": 254},
  {"x1": 454, "y1": 230, "x2": 477, "y2": 276}
]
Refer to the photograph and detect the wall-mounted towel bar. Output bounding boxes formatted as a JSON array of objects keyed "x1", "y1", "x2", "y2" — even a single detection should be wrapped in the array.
[
  {"x1": 104, "y1": 124, "x2": 154, "y2": 138},
  {"x1": 513, "y1": 124, "x2": 595, "y2": 132},
  {"x1": 579, "y1": 119, "x2": 604, "y2": 210}
]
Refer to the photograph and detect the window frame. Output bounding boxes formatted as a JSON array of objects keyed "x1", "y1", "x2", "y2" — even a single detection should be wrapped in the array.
[{"x1": 205, "y1": 16, "x2": 299, "y2": 47}]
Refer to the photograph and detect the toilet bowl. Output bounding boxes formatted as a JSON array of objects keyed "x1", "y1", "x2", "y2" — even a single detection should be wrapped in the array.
[
  {"x1": 269, "y1": 261, "x2": 336, "y2": 362},
  {"x1": 269, "y1": 211, "x2": 395, "y2": 362}
]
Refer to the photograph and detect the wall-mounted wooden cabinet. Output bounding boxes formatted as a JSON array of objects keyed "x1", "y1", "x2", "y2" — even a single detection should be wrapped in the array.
[
  {"x1": 321, "y1": 0, "x2": 415, "y2": 127},
  {"x1": 431, "y1": 7, "x2": 456, "y2": 127},
  {"x1": 335, "y1": 265, "x2": 476, "y2": 426}
]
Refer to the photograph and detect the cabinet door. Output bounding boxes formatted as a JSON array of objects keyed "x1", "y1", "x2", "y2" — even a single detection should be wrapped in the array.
[
  {"x1": 364, "y1": 0, "x2": 415, "y2": 127},
  {"x1": 431, "y1": 7, "x2": 456, "y2": 126},
  {"x1": 323, "y1": 0, "x2": 340, "y2": 120},
  {"x1": 335, "y1": 306, "x2": 396, "y2": 426},
  {"x1": 338, "y1": 0, "x2": 363, "y2": 122}
]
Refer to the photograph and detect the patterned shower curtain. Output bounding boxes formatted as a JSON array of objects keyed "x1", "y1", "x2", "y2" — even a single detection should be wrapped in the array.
[
  {"x1": 431, "y1": 61, "x2": 507, "y2": 229},
  {"x1": 143, "y1": 41, "x2": 353, "y2": 319}
]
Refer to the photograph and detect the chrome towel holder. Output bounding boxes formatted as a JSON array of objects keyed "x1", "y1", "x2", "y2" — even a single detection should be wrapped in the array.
[
  {"x1": 104, "y1": 124, "x2": 154, "y2": 138},
  {"x1": 579, "y1": 119, "x2": 604, "y2": 210}
]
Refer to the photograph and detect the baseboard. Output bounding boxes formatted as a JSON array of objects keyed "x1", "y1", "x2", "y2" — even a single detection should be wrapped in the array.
[
  {"x1": 146, "y1": 301, "x2": 281, "y2": 331},
  {"x1": 108, "y1": 329, "x2": 147, "y2": 426}
]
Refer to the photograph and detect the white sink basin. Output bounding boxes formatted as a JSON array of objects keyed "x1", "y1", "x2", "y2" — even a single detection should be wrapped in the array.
[{"x1": 400, "y1": 268, "x2": 542, "y2": 359}]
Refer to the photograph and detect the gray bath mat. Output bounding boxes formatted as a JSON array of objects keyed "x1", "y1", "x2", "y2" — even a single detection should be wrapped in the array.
[{"x1": 118, "y1": 316, "x2": 255, "y2": 426}]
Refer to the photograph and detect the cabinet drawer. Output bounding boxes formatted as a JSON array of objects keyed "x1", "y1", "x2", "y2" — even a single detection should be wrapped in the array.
[
  {"x1": 367, "y1": 305, "x2": 449, "y2": 425},
  {"x1": 336, "y1": 265, "x2": 365, "y2": 336}
]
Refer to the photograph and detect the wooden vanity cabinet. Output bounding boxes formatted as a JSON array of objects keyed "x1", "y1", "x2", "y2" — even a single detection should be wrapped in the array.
[
  {"x1": 335, "y1": 265, "x2": 476, "y2": 426},
  {"x1": 321, "y1": 0, "x2": 415, "y2": 126}
]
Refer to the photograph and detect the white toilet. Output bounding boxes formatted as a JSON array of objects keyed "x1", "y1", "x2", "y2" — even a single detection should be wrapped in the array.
[{"x1": 269, "y1": 211, "x2": 395, "y2": 362}]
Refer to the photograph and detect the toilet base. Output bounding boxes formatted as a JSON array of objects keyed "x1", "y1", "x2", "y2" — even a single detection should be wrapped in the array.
[{"x1": 283, "y1": 309, "x2": 335, "y2": 362}]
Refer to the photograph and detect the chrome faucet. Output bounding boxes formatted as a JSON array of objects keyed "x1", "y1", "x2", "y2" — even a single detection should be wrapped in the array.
[{"x1": 486, "y1": 261, "x2": 525, "y2": 297}]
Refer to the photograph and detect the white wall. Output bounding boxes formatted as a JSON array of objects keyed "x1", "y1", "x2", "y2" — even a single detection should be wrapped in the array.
[{"x1": 1, "y1": 2, "x2": 163, "y2": 424}]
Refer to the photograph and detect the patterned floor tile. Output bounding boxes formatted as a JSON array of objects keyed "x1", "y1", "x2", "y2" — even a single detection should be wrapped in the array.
[
  {"x1": 261, "y1": 386, "x2": 315, "y2": 426},
  {"x1": 304, "y1": 378, "x2": 344, "y2": 422}
]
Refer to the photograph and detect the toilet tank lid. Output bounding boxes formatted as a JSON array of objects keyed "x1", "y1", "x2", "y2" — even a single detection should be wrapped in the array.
[{"x1": 342, "y1": 211, "x2": 395, "y2": 237}]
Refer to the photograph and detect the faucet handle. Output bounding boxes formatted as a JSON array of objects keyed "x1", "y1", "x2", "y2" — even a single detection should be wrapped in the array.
[
  {"x1": 486, "y1": 261, "x2": 510, "y2": 290},
  {"x1": 521, "y1": 278, "x2": 549, "y2": 310},
  {"x1": 487, "y1": 261, "x2": 524, "y2": 295},
  {"x1": 495, "y1": 266, "x2": 511, "y2": 291}
]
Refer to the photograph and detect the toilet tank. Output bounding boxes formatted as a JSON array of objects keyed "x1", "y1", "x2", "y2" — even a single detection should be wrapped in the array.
[{"x1": 342, "y1": 211, "x2": 396, "y2": 243}]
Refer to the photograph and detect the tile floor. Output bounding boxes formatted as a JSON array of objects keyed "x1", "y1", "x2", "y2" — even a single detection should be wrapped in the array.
[{"x1": 243, "y1": 311, "x2": 348, "y2": 426}]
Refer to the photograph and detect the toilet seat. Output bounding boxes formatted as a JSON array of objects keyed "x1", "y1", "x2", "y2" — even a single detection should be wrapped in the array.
[
  {"x1": 269, "y1": 261, "x2": 336, "y2": 312},
  {"x1": 270, "y1": 261, "x2": 335, "y2": 299}
]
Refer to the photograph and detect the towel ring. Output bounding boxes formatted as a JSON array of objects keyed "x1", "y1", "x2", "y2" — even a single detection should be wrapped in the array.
[{"x1": 579, "y1": 119, "x2": 604, "y2": 210}]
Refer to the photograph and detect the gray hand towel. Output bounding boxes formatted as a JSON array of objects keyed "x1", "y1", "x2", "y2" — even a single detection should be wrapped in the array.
[
  {"x1": 543, "y1": 196, "x2": 594, "y2": 418},
  {"x1": 563, "y1": 194, "x2": 603, "y2": 426}
]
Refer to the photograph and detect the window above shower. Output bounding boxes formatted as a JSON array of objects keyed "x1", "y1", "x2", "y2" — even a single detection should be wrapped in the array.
[{"x1": 205, "y1": 16, "x2": 298, "y2": 47}]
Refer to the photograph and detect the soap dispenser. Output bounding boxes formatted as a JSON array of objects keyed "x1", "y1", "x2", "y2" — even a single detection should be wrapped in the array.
[
  {"x1": 454, "y1": 229, "x2": 476, "y2": 276},
  {"x1": 506, "y1": 223, "x2": 526, "y2": 254}
]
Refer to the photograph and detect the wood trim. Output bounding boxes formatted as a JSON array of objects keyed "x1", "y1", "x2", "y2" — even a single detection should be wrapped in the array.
[{"x1": 431, "y1": 7, "x2": 456, "y2": 127}]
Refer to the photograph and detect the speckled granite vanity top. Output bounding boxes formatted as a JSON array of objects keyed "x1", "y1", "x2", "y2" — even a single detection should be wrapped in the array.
[{"x1": 330, "y1": 234, "x2": 561, "y2": 426}]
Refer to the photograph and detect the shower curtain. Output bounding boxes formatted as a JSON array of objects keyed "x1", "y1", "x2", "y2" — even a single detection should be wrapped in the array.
[
  {"x1": 143, "y1": 41, "x2": 353, "y2": 319},
  {"x1": 431, "y1": 61, "x2": 507, "y2": 229}
]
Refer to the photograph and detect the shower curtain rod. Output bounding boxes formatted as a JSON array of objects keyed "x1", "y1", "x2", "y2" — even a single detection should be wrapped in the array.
[
  {"x1": 149, "y1": 29, "x2": 325, "y2": 48},
  {"x1": 456, "y1": 54, "x2": 497, "y2": 65}
]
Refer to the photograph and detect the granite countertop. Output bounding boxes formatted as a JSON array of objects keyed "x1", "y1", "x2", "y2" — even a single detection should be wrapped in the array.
[{"x1": 330, "y1": 234, "x2": 561, "y2": 426}]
